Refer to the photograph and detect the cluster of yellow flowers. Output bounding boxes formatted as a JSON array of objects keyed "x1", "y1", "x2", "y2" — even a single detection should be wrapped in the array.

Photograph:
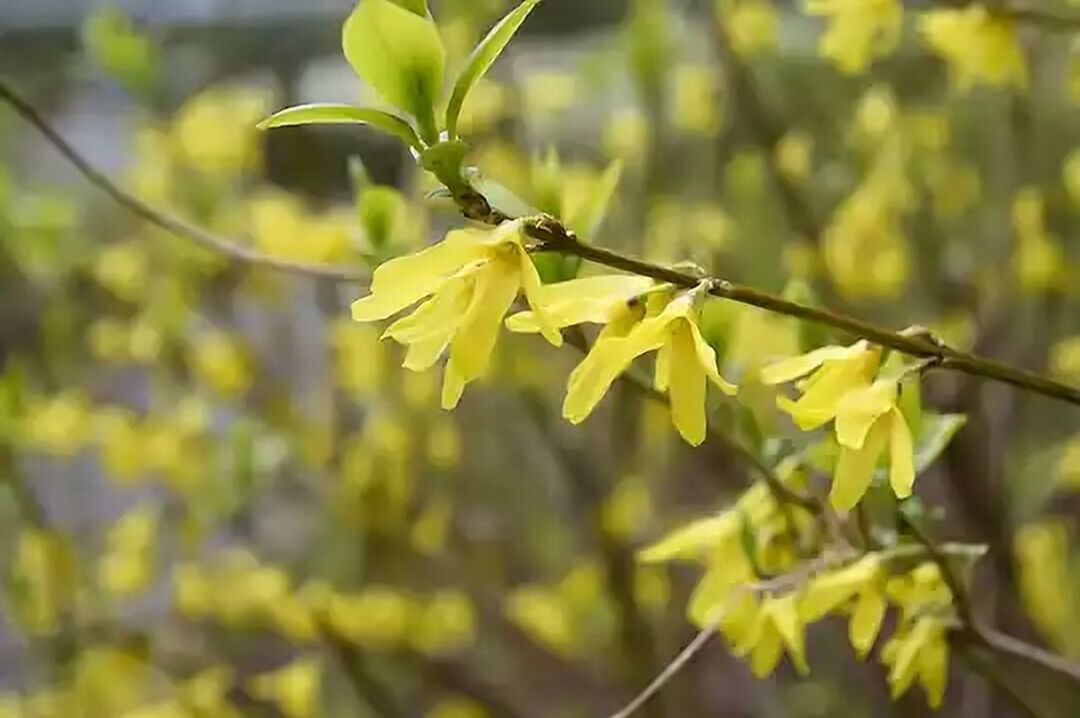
[
  {"x1": 643, "y1": 491, "x2": 956, "y2": 707},
  {"x1": 351, "y1": 220, "x2": 739, "y2": 445},
  {"x1": 919, "y1": 6, "x2": 1027, "y2": 89},
  {"x1": 175, "y1": 550, "x2": 476, "y2": 655}
]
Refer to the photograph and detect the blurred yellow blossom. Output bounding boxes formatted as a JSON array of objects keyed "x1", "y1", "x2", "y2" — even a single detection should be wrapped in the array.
[
  {"x1": 172, "y1": 85, "x2": 270, "y2": 174},
  {"x1": 775, "y1": 131, "x2": 813, "y2": 183},
  {"x1": 521, "y1": 71, "x2": 578, "y2": 118},
  {"x1": 1011, "y1": 189, "x2": 1065, "y2": 293},
  {"x1": 723, "y1": 0, "x2": 779, "y2": 57},
  {"x1": 22, "y1": 392, "x2": 91, "y2": 457},
  {"x1": 10, "y1": 529, "x2": 78, "y2": 634},
  {"x1": 93, "y1": 407, "x2": 147, "y2": 483},
  {"x1": 248, "y1": 658, "x2": 321, "y2": 718},
  {"x1": 249, "y1": 190, "x2": 352, "y2": 264},
  {"x1": 919, "y1": 6, "x2": 1026, "y2": 89},
  {"x1": 803, "y1": 0, "x2": 902, "y2": 74},
  {"x1": 190, "y1": 329, "x2": 253, "y2": 398},
  {"x1": 603, "y1": 108, "x2": 651, "y2": 165},
  {"x1": 93, "y1": 241, "x2": 151, "y2": 303},
  {"x1": 1015, "y1": 521, "x2": 1080, "y2": 654},
  {"x1": 427, "y1": 698, "x2": 489, "y2": 718},
  {"x1": 671, "y1": 65, "x2": 722, "y2": 135},
  {"x1": 1049, "y1": 335, "x2": 1080, "y2": 384},
  {"x1": 97, "y1": 504, "x2": 158, "y2": 597},
  {"x1": 411, "y1": 590, "x2": 477, "y2": 655},
  {"x1": 330, "y1": 319, "x2": 384, "y2": 399},
  {"x1": 1057, "y1": 434, "x2": 1080, "y2": 489},
  {"x1": 881, "y1": 616, "x2": 950, "y2": 707}
]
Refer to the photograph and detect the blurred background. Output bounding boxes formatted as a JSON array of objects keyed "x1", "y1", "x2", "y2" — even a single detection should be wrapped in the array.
[{"x1": 0, "y1": 0, "x2": 1078, "y2": 716}]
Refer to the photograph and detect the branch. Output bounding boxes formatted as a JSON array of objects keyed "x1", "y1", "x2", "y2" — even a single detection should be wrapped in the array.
[{"x1": 0, "y1": 80, "x2": 366, "y2": 284}]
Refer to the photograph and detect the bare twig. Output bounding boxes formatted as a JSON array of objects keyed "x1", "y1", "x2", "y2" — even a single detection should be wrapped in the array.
[{"x1": 0, "y1": 80, "x2": 366, "y2": 283}]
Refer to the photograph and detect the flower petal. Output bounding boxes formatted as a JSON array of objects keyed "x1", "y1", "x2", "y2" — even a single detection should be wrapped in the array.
[
  {"x1": 506, "y1": 274, "x2": 654, "y2": 333},
  {"x1": 668, "y1": 326, "x2": 708, "y2": 446},
  {"x1": 760, "y1": 342, "x2": 870, "y2": 385},
  {"x1": 849, "y1": 588, "x2": 886, "y2": 658},
  {"x1": 447, "y1": 260, "x2": 520, "y2": 383},
  {"x1": 441, "y1": 357, "x2": 466, "y2": 410},
  {"x1": 516, "y1": 245, "x2": 562, "y2": 347},
  {"x1": 835, "y1": 379, "x2": 898, "y2": 449},
  {"x1": 351, "y1": 232, "x2": 487, "y2": 321},
  {"x1": 767, "y1": 595, "x2": 808, "y2": 675},
  {"x1": 383, "y1": 275, "x2": 473, "y2": 345},
  {"x1": 888, "y1": 407, "x2": 916, "y2": 499},
  {"x1": 688, "y1": 317, "x2": 738, "y2": 395},
  {"x1": 831, "y1": 415, "x2": 889, "y2": 510},
  {"x1": 654, "y1": 340, "x2": 671, "y2": 392}
]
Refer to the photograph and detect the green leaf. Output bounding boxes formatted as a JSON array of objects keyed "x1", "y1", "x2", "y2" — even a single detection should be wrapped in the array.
[
  {"x1": 256, "y1": 103, "x2": 424, "y2": 151},
  {"x1": 342, "y1": 0, "x2": 445, "y2": 144},
  {"x1": 910, "y1": 413, "x2": 966, "y2": 475},
  {"x1": 566, "y1": 159, "x2": 622, "y2": 239},
  {"x1": 445, "y1": 0, "x2": 541, "y2": 139}
]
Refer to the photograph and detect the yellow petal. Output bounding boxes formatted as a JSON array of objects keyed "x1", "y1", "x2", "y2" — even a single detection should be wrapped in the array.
[
  {"x1": 917, "y1": 628, "x2": 949, "y2": 709},
  {"x1": 831, "y1": 415, "x2": 889, "y2": 510},
  {"x1": 383, "y1": 276, "x2": 472, "y2": 345},
  {"x1": 687, "y1": 317, "x2": 738, "y2": 395},
  {"x1": 835, "y1": 379, "x2": 898, "y2": 449},
  {"x1": 766, "y1": 594, "x2": 808, "y2": 675},
  {"x1": 403, "y1": 334, "x2": 453, "y2": 371},
  {"x1": 654, "y1": 340, "x2": 671, "y2": 392},
  {"x1": 447, "y1": 260, "x2": 520, "y2": 383},
  {"x1": 562, "y1": 310, "x2": 671, "y2": 424},
  {"x1": 668, "y1": 327, "x2": 708, "y2": 446},
  {"x1": 749, "y1": 623, "x2": 784, "y2": 677},
  {"x1": 441, "y1": 358, "x2": 466, "y2": 410},
  {"x1": 888, "y1": 408, "x2": 916, "y2": 499},
  {"x1": 849, "y1": 588, "x2": 886, "y2": 658},
  {"x1": 779, "y1": 357, "x2": 874, "y2": 431},
  {"x1": 351, "y1": 233, "x2": 486, "y2": 321},
  {"x1": 760, "y1": 342, "x2": 870, "y2": 385},
  {"x1": 505, "y1": 275, "x2": 653, "y2": 333},
  {"x1": 639, "y1": 513, "x2": 739, "y2": 563},
  {"x1": 799, "y1": 554, "x2": 880, "y2": 622},
  {"x1": 888, "y1": 619, "x2": 934, "y2": 700},
  {"x1": 516, "y1": 245, "x2": 562, "y2": 347}
]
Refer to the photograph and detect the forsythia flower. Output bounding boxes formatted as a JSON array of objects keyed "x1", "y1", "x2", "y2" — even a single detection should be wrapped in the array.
[
  {"x1": 248, "y1": 658, "x2": 321, "y2": 718},
  {"x1": 352, "y1": 220, "x2": 559, "y2": 409},
  {"x1": 762, "y1": 342, "x2": 916, "y2": 509},
  {"x1": 733, "y1": 594, "x2": 809, "y2": 677},
  {"x1": 881, "y1": 617, "x2": 950, "y2": 708},
  {"x1": 800, "y1": 554, "x2": 887, "y2": 657},
  {"x1": 723, "y1": 0, "x2": 779, "y2": 58},
  {"x1": 803, "y1": 0, "x2": 902, "y2": 74},
  {"x1": 542, "y1": 284, "x2": 737, "y2": 445},
  {"x1": 919, "y1": 6, "x2": 1026, "y2": 89}
]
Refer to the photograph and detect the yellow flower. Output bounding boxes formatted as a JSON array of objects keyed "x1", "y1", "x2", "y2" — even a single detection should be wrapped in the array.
[
  {"x1": 919, "y1": 6, "x2": 1026, "y2": 89},
  {"x1": 800, "y1": 554, "x2": 886, "y2": 657},
  {"x1": 760, "y1": 341, "x2": 881, "y2": 430},
  {"x1": 723, "y1": 0, "x2": 779, "y2": 58},
  {"x1": 353, "y1": 220, "x2": 559, "y2": 409},
  {"x1": 763, "y1": 343, "x2": 917, "y2": 509},
  {"x1": 97, "y1": 504, "x2": 158, "y2": 598},
  {"x1": 560, "y1": 286, "x2": 737, "y2": 445},
  {"x1": 881, "y1": 617, "x2": 950, "y2": 708},
  {"x1": 734, "y1": 594, "x2": 809, "y2": 677},
  {"x1": 831, "y1": 378, "x2": 915, "y2": 509},
  {"x1": 248, "y1": 658, "x2": 321, "y2": 718},
  {"x1": 190, "y1": 330, "x2": 253, "y2": 398},
  {"x1": 803, "y1": 0, "x2": 902, "y2": 74}
]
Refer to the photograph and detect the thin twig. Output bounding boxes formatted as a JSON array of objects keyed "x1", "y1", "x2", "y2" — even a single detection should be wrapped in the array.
[
  {"x1": 4, "y1": 78, "x2": 1077, "y2": 405},
  {"x1": 0, "y1": 80, "x2": 366, "y2": 283}
]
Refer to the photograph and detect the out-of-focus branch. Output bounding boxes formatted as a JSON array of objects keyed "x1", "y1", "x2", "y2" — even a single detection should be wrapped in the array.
[{"x1": 0, "y1": 80, "x2": 366, "y2": 283}]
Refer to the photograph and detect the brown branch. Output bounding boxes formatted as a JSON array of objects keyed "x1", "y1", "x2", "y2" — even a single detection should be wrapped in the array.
[{"x1": 0, "y1": 79, "x2": 366, "y2": 284}]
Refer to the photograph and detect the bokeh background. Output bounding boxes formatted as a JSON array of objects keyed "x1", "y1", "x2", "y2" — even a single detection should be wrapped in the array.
[{"x1": 0, "y1": 0, "x2": 1078, "y2": 716}]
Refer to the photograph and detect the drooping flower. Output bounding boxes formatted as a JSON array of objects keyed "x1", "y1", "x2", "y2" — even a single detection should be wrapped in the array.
[
  {"x1": 880, "y1": 616, "x2": 950, "y2": 708},
  {"x1": 800, "y1": 553, "x2": 887, "y2": 657},
  {"x1": 557, "y1": 285, "x2": 738, "y2": 445},
  {"x1": 352, "y1": 219, "x2": 560, "y2": 409},
  {"x1": 762, "y1": 342, "x2": 917, "y2": 509},
  {"x1": 919, "y1": 6, "x2": 1026, "y2": 89}
]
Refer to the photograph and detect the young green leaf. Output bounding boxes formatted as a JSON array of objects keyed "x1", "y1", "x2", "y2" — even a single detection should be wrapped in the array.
[
  {"x1": 256, "y1": 103, "x2": 424, "y2": 151},
  {"x1": 566, "y1": 159, "x2": 622, "y2": 239},
  {"x1": 342, "y1": 0, "x2": 445, "y2": 144},
  {"x1": 444, "y1": 0, "x2": 541, "y2": 139}
]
